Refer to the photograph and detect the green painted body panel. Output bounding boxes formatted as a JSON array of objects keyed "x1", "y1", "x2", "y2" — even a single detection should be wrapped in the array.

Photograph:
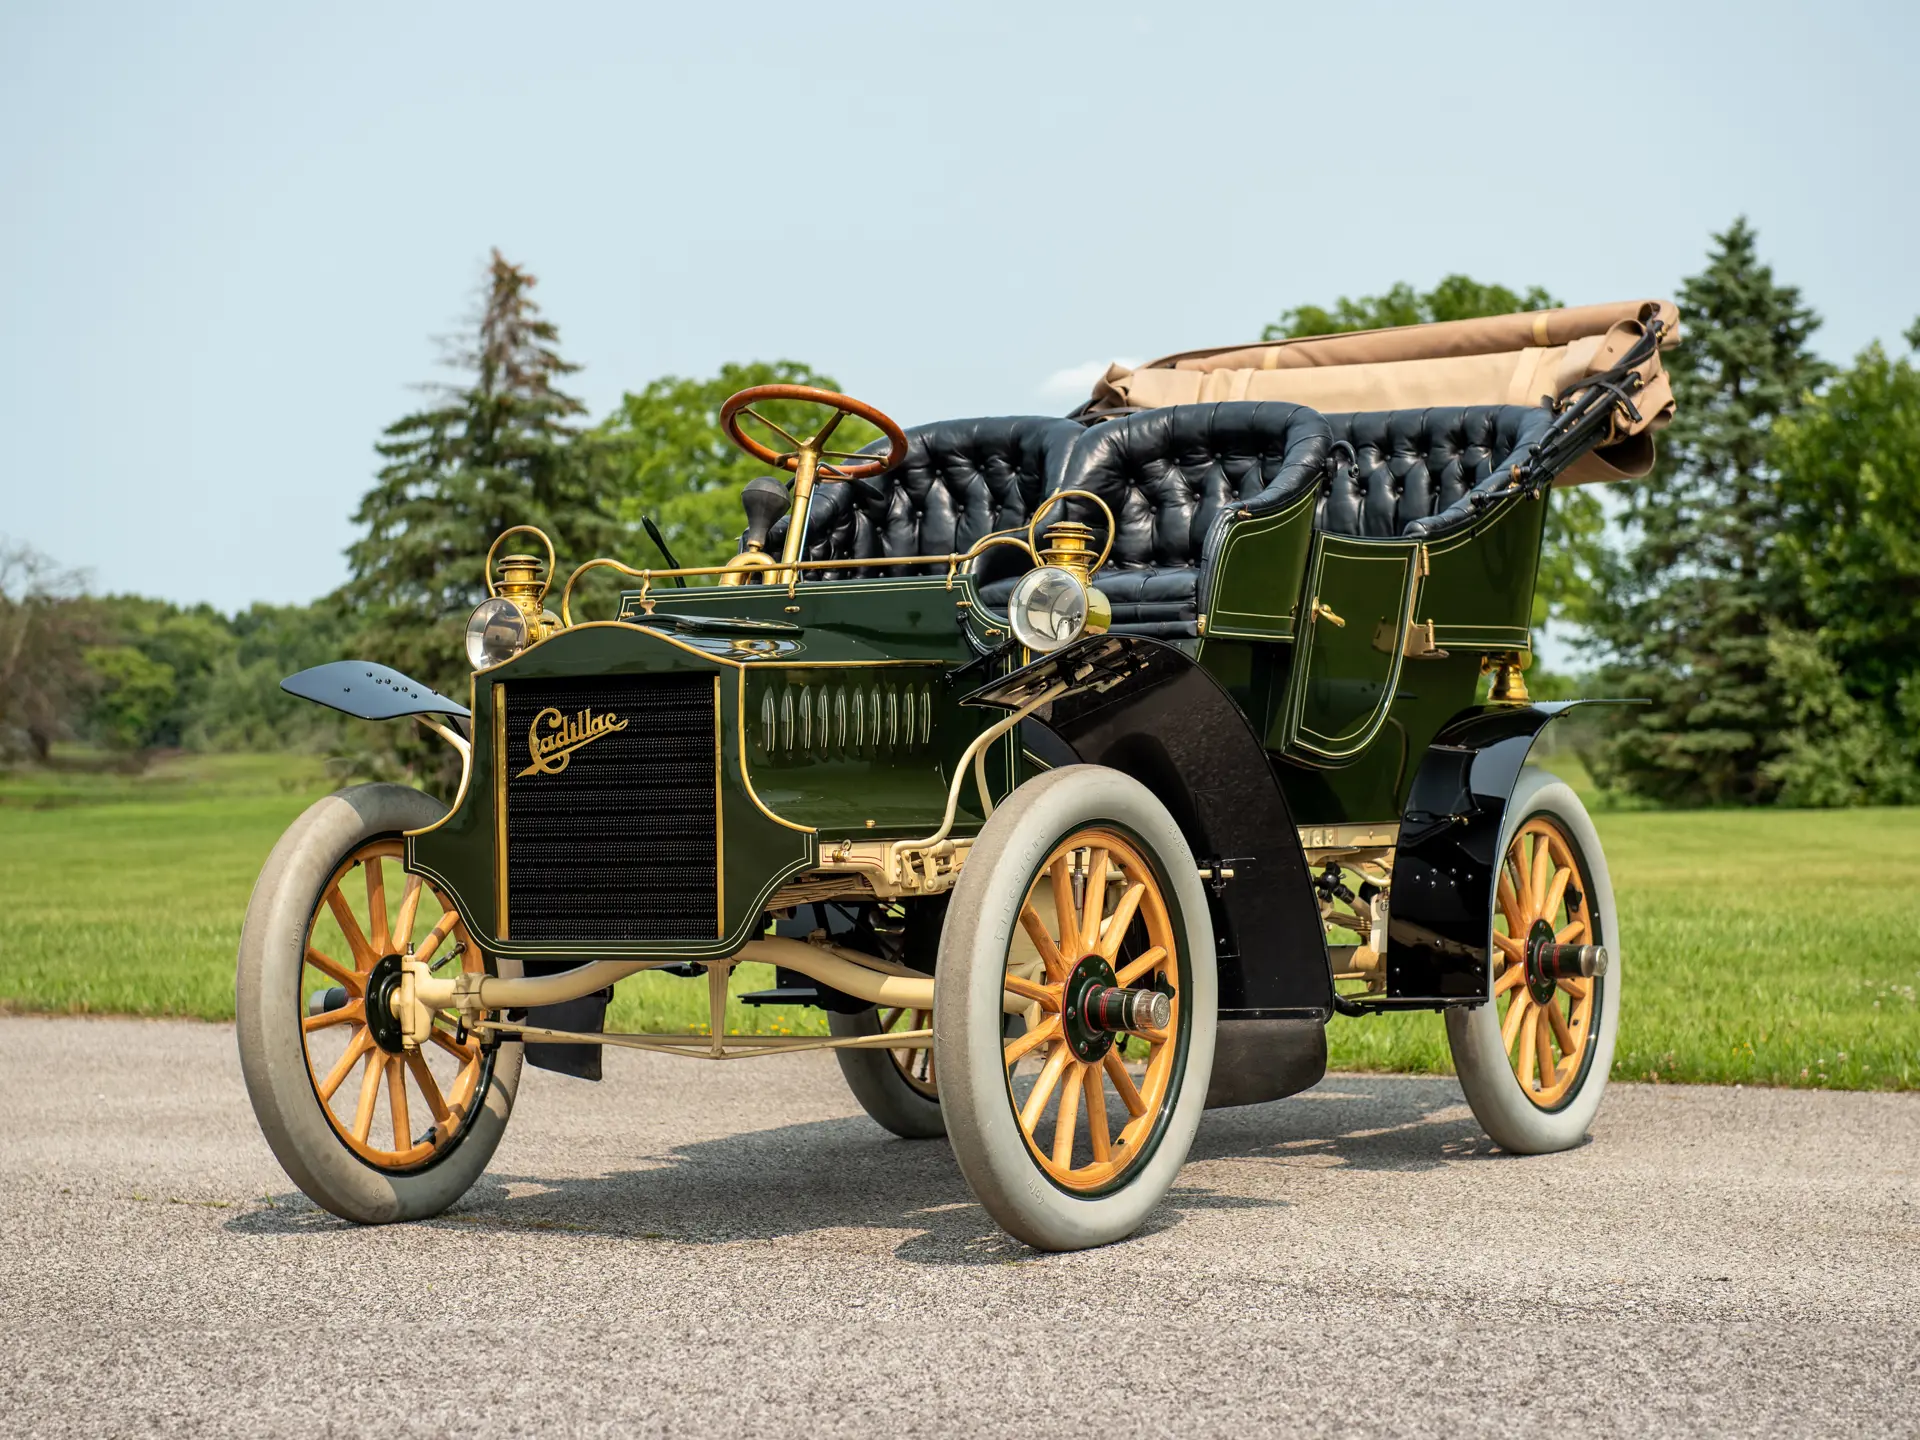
[{"x1": 405, "y1": 486, "x2": 1549, "y2": 958}]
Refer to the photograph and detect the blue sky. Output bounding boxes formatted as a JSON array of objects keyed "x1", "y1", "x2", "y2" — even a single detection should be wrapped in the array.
[{"x1": 4, "y1": 0, "x2": 1917, "y2": 611}]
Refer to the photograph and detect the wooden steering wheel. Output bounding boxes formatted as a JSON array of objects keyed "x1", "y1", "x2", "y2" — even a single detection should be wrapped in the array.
[{"x1": 720, "y1": 384, "x2": 908, "y2": 482}]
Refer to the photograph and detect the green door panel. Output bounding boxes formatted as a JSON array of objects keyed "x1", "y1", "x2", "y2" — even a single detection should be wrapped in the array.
[
  {"x1": 1198, "y1": 490, "x2": 1317, "y2": 641},
  {"x1": 1276, "y1": 535, "x2": 1423, "y2": 765}
]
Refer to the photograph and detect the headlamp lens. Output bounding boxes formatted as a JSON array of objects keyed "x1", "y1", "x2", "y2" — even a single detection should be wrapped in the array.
[
  {"x1": 465, "y1": 598, "x2": 528, "y2": 670},
  {"x1": 1007, "y1": 566, "x2": 1089, "y2": 652}
]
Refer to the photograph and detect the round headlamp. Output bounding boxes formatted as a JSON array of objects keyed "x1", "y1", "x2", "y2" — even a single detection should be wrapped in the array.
[
  {"x1": 465, "y1": 598, "x2": 529, "y2": 670},
  {"x1": 1007, "y1": 566, "x2": 1098, "y2": 652}
]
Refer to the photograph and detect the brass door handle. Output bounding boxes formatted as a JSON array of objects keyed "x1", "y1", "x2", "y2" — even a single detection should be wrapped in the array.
[{"x1": 1311, "y1": 599, "x2": 1346, "y2": 628}]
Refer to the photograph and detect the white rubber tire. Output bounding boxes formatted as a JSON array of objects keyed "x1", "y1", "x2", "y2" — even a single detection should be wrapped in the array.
[
  {"x1": 935, "y1": 765, "x2": 1216, "y2": 1251},
  {"x1": 1446, "y1": 767, "x2": 1620, "y2": 1154},
  {"x1": 235, "y1": 784, "x2": 523, "y2": 1223},
  {"x1": 829, "y1": 1007, "x2": 946, "y2": 1139}
]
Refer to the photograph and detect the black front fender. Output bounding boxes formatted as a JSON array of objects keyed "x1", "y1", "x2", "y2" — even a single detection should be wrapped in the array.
[
  {"x1": 964, "y1": 634, "x2": 1332, "y2": 1024},
  {"x1": 281, "y1": 660, "x2": 470, "y2": 723}
]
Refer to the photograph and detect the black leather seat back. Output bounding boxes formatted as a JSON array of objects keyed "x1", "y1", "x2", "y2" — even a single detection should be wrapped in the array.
[
  {"x1": 769, "y1": 416, "x2": 1082, "y2": 580},
  {"x1": 1319, "y1": 405, "x2": 1554, "y2": 540},
  {"x1": 1051, "y1": 402, "x2": 1332, "y2": 634}
]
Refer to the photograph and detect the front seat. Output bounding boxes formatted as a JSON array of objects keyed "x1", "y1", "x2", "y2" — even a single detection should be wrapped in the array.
[
  {"x1": 767, "y1": 416, "x2": 1083, "y2": 593},
  {"x1": 1053, "y1": 402, "x2": 1332, "y2": 637}
]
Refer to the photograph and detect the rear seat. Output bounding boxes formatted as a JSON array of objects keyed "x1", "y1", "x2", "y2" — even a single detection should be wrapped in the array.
[{"x1": 1316, "y1": 405, "x2": 1554, "y2": 540}]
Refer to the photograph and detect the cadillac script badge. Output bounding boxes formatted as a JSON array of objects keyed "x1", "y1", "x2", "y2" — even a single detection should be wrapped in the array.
[{"x1": 517, "y1": 706, "x2": 628, "y2": 777}]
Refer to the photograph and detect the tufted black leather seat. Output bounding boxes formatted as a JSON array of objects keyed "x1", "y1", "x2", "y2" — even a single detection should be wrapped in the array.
[
  {"x1": 1318, "y1": 405, "x2": 1555, "y2": 540},
  {"x1": 766, "y1": 416, "x2": 1083, "y2": 591},
  {"x1": 1053, "y1": 402, "x2": 1332, "y2": 636}
]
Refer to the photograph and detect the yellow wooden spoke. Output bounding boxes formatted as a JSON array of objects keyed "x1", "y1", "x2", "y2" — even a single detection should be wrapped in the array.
[
  {"x1": 1545, "y1": 998, "x2": 1577, "y2": 1057},
  {"x1": 1540, "y1": 867, "x2": 1571, "y2": 927},
  {"x1": 1528, "y1": 834, "x2": 1554, "y2": 921},
  {"x1": 1080, "y1": 848, "x2": 1111, "y2": 954},
  {"x1": 1020, "y1": 903, "x2": 1069, "y2": 982},
  {"x1": 1519, "y1": 1008, "x2": 1541, "y2": 1089},
  {"x1": 1557, "y1": 976, "x2": 1590, "y2": 1000},
  {"x1": 1114, "y1": 946, "x2": 1167, "y2": 989},
  {"x1": 393, "y1": 877, "x2": 424, "y2": 952},
  {"x1": 304, "y1": 945, "x2": 360, "y2": 994},
  {"x1": 1501, "y1": 992, "x2": 1530, "y2": 1054},
  {"x1": 1098, "y1": 882, "x2": 1146, "y2": 960},
  {"x1": 1496, "y1": 867, "x2": 1525, "y2": 934},
  {"x1": 1494, "y1": 963, "x2": 1526, "y2": 995},
  {"x1": 1019, "y1": 1045, "x2": 1073, "y2": 1131},
  {"x1": 877, "y1": 1007, "x2": 901, "y2": 1031},
  {"x1": 405, "y1": 1051, "x2": 452, "y2": 1125},
  {"x1": 386, "y1": 1056, "x2": 411, "y2": 1150},
  {"x1": 302, "y1": 1001, "x2": 362, "y2": 1033},
  {"x1": 1004, "y1": 1015, "x2": 1061, "y2": 1066},
  {"x1": 1002, "y1": 973, "x2": 1059, "y2": 1010},
  {"x1": 352, "y1": 1047, "x2": 384, "y2": 1141},
  {"x1": 430, "y1": 1026, "x2": 478, "y2": 1062},
  {"x1": 413, "y1": 910, "x2": 460, "y2": 967},
  {"x1": 365, "y1": 860, "x2": 390, "y2": 956},
  {"x1": 1052, "y1": 1064, "x2": 1085, "y2": 1167},
  {"x1": 1535, "y1": 1008, "x2": 1557, "y2": 1088},
  {"x1": 1102, "y1": 1050, "x2": 1147, "y2": 1117},
  {"x1": 324, "y1": 885, "x2": 374, "y2": 967},
  {"x1": 317, "y1": 1028, "x2": 372, "y2": 1102},
  {"x1": 1050, "y1": 856, "x2": 1081, "y2": 962},
  {"x1": 1555, "y1": 919, "x2": 1589, "y2": 944},
  {"x1": 1085, "y1": 1062, "x2": 1111, "y2": 1162},
  {"x1": 1491, "y1": 930, "x2": 1525, "y2": 961}
]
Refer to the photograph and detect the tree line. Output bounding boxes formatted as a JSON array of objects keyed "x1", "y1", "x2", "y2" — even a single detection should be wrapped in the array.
[{"x1": 3, "y1": 227, "x2": 1915, "y2": 807}]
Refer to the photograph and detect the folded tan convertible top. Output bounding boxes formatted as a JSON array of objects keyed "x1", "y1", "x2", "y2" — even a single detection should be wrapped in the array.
[{"x1": 1087, "y1": 299, "x2": 1680, "y2": 485}]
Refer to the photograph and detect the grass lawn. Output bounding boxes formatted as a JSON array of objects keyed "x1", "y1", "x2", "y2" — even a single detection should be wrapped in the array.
[{"x1": 2, "y1": 752, "x2": 1914, "y2": 1090}]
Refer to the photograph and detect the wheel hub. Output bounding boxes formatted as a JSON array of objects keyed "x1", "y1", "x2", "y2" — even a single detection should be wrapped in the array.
[
  {"x1": 363, "y1": 953, "x2": 408, "y2": 1054},
  {"x1": 1060, "y1": 954, "x2": 1118, "y2": 1062}
]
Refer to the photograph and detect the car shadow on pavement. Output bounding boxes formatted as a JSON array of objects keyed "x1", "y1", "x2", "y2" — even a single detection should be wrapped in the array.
[{"x1": 226, "y1": 1072, "x2": 1504, "y2": 1262}]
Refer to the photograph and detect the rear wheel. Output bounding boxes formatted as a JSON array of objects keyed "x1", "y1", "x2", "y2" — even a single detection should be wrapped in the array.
[
  {"x1": 236, "y1": 784, "x2": 523, "y2": 1223},
  {"x1": 829, "y1": 1003, "x2": 945, "y2": 1139},
  {"x1": 936, "y1": 766, "x2": 1216, "y2": 1251},
  {"x1": 1446, "y1": 768, "x2": 1620, "y2": 1154}
]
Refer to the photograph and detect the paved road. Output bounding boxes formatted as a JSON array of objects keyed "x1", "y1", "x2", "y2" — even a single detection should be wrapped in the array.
[{"x1": 2, "y1": 1017, "x2": 1916, "y2": 1438}]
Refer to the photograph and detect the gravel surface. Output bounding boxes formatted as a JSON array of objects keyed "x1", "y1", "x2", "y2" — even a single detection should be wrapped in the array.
[{"x1": 2, "y1": 1016, "x2": 1916, "y2": 1437}]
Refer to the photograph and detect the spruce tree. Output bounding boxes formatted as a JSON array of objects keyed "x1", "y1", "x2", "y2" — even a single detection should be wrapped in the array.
[
  {"x1": 1585, "y1": 218, "x2": 1829, "y2": 805},
  {"x1": 346, "y1": 250, "x2": 616, "y2": 703}
]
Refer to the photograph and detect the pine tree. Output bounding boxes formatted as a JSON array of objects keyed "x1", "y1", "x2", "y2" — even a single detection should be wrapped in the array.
[
  {"x1": 1585, "y1": 218, "x2": 1830, "y2": 805},
  {"x1": 346, "y1": 250, "x2": 616, "y2": 703}
]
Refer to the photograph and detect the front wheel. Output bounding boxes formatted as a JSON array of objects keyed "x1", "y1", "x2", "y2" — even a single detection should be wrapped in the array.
[
  {"x1": 935, "y1": 766, "x2": 1216, "y2": 1251},
  {"x1": 235, "y1": 784, "x2": 523, "y2": 1223},
  {"x1": 1446, "y1": 768, "x2": 1620, "y2": 1154}
]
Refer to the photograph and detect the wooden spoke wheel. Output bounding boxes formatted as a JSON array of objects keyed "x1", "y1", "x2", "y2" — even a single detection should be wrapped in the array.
[
  {"x1": 300, "y1": 839, "x2": 493, "y2": 1170},
  {"x1": 1491, "y1": 818, "x2": 1598, "y2": 1109},
  {"x1": 238, "y1": 784, "x2": 523, "y2": 1224},
  {"x1": 1446, "y1": 769, "x2": 1620, "y2": 1155},
  {"x1": 1000, "y1": 828, "x2": 1180, "y2": 1193},
  {"x1": 936, "y1": 766, "x2": 1216, "y2": 1252}
]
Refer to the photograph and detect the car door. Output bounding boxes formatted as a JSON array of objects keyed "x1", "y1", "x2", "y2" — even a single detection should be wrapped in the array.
[{"x1": 1275, "y1": 535, "x2": 1425, "y2": 764}]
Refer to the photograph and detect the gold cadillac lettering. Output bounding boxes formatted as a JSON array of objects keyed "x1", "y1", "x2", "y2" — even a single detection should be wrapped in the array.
[{"x1": 517, "y1": 706, "x2": 628, "y2": 777}]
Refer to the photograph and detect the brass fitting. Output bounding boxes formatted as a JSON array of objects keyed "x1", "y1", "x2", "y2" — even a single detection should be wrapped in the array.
[
  {"x1": 1484, "y1": 650, "x2": 1531, "y2": 704},
  {"x1": 1038, "y1": 520, "x2": 1100, "y2": 583}
]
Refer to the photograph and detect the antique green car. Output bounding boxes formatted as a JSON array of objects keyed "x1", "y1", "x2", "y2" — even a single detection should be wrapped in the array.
[{"x1": 238, "y1": 300, "x2": 1677, "y2": 1250}]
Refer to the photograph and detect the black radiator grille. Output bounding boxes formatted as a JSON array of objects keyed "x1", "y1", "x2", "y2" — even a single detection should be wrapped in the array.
[{"x1": 501, "y1": 674, "x2": 719, "y2": 942}]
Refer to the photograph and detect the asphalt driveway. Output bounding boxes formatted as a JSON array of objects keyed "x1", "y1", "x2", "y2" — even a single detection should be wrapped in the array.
[{"x1": 2, "y1": 1016, "x2": 1915, "y2": 1437}]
